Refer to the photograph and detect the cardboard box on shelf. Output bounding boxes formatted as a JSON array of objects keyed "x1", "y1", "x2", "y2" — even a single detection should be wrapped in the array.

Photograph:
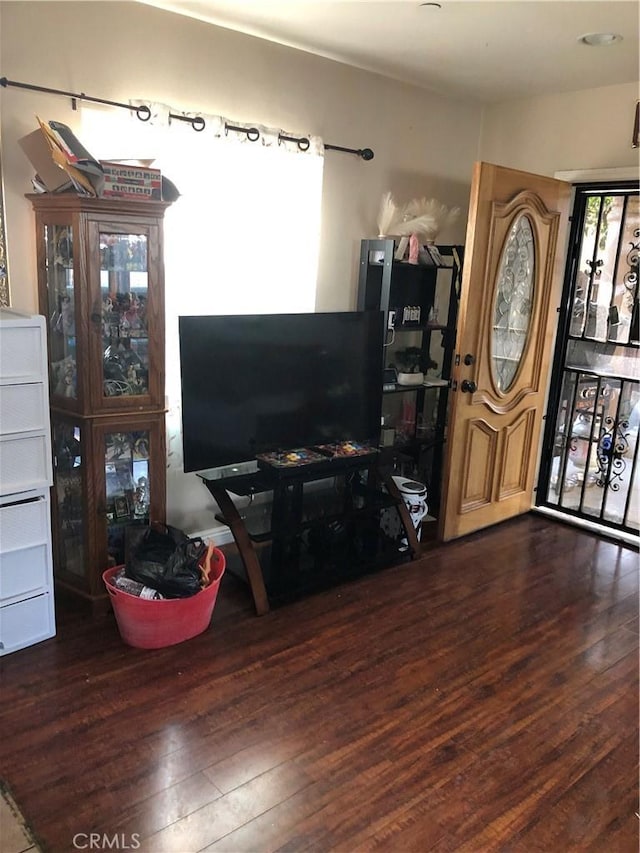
[
  {"x1": 19, "y1": 118, "x2": 104, "y2": 196},
  {"x1": 18, "y1": 129, "x2": 72, "y2": 193}
]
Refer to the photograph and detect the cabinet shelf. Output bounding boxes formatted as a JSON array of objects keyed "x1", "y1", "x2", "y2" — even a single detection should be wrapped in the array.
[
  {"x1": 264, "y1": 542, "x2": 413, "y2": 607},
  {"x1": 214, "y1": 501, "x2": 269, "y2": 541},
  {"x1": 383, "y1": 379, "x2": 449, "y2": 395},
  {"x1": 389, "y1": 435, "x2": 445, "y2": 455},
  {"x1": 394, "y1": 322, "x2": 452, "y2": 333},
  {"x1": 216, "y1": 481, "x2": 399, "y2": 543}
]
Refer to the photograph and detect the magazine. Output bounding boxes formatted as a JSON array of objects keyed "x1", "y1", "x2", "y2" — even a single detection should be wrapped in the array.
[{"x1": 36, "y1": 117, "x2": 105, "y2": 196}]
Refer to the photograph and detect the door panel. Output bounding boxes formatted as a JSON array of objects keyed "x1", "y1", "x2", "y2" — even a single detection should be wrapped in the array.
[
  {"x1": 441, "y1": 162, "x2": 571, "y2": 540},
  {"x1": 498, "y1": 409, "x2": 535, "y2": 498},
  {"x1": 462, "y1": 420, "x2": 497, "y2": 510}
]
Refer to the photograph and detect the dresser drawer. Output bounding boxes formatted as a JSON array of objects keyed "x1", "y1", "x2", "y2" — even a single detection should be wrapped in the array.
[
  {"x1": 0, "y1": 498, "x2": 52, "y2": 602},
  {"x1": 0, "y1": 382, "x2": 49, "y2": 436},
  {"x1": 0, "y1": 496, "x2": 49, "y2": 550},
  {"x1": 0, "y1": 434, "x2": 52, "y2": 494},
  {"x1": 0, "y1": 323, "x2": 46, "y2": 382},
  {"x1": 0, "y1": 592, "x2": 55, "y2": 655},
  {"x1": 0, "y1": 544, "x2": 51, "y2": 601}
]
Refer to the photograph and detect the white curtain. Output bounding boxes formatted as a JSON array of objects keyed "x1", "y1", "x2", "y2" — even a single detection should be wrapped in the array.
[{"x1": 81, "y1": 105, "x2": 324, "y2": 522}]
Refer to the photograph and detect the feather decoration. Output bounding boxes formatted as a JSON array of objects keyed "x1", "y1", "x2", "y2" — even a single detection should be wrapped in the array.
[
  {"x1": 377, "y1": 191, "x2": 400, "y2": 238},
  {"x1": 394, "y1": 213, "x2": 439, "y2": 239},
  {"x1": 400, "y1": 197, "x2": 461, "y2": 242},
  {"x1": 376, "y1": 192, "x2": 461, "y2": 247}
]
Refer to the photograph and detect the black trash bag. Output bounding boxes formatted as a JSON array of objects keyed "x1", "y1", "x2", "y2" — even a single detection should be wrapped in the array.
[{"x1": 124, "y1": 524, "x2": 206, "y2": 598}]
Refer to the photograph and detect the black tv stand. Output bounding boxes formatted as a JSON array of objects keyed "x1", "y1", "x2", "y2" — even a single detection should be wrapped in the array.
[{"x1": 198, "y1": 454, "x2": 421, "y2": 615}]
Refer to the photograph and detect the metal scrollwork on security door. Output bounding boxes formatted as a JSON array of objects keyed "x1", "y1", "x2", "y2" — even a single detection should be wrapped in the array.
[{"x1": 596, "y1": 417, "x2": 630, "y2": 490}]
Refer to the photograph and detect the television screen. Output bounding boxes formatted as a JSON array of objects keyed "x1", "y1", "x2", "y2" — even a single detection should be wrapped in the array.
[{"x1": 179, "y1": 311, "x2": 384, "y2": 473}]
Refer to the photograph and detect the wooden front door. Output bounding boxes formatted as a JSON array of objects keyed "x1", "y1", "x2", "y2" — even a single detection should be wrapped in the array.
[{"x1": 441, "y1": 162, "x2": 571, "y2": 541}]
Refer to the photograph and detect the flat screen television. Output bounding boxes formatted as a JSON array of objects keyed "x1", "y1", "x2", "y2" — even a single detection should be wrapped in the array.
[{"x1": 179, "y1": 311, "x2": 384, "y2": 473}]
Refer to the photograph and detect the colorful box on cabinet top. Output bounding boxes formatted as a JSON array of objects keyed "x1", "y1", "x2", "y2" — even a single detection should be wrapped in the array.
[{"x1": 100, "y1": 162, "x2": 162, "y2": 201}]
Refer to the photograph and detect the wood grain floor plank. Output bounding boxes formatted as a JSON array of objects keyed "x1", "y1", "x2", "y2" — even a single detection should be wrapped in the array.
[
  {"x1": 53, "y1": 771, "x2": 224, "y2": 850},
  {"x1": 140, "y1": 761, "x2": 313, "y2": 852},
  {"x1": 0, "y1": 515, "x2": 636, "y2": 853},
  {"x1": 490, "y1": 734, "x2": 640, "y2": 852}
]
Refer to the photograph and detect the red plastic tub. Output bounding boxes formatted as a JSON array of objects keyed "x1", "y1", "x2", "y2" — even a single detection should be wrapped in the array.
[{"x1": 102, "y1": 547, "x2": 225, "y2": 649}]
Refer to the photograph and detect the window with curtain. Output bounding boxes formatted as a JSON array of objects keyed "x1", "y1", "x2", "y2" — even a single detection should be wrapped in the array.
[{"x1": 81, "y1": 105, "x2": 325, "y2": 523}]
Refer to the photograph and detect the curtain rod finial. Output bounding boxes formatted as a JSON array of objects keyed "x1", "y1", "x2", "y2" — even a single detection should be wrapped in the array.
[{"x1": 360, "y1": 148, "x2": 374, "y2": 161}]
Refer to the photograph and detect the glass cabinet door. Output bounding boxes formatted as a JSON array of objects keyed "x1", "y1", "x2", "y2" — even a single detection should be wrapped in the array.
[
  {"x1": 96, "y1": 415, "x2": 164, "y2": 574},
  {"x1": 45, "y1": 224, "x2": 78, "y2": 403},
  {"x1": 99, "y1": 231, "x2": 150, "y2": 400},
  {"x1": 104, "y1": 426, "x2": 151, "y2": 566},
  {"x1": 52, "y1": 418, "x2": 85, "y2": 583}
]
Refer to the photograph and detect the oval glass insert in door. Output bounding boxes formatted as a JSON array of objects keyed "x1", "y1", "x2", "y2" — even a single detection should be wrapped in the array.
[{"x1": 492, "y1": 214, "x2": 536, "y2": 392}]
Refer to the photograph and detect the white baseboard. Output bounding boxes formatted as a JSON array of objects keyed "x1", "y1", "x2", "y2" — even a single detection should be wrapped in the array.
[
  {"x1": 533, "y1": 506, "x2": 639, "y2": 549},
  {"x1": 189, "y1": 523, "x2": 234, "y2": 546}
]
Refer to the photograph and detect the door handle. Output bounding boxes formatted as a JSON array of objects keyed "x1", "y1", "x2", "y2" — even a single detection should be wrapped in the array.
[{"x1": 461, "y1": 379, "x2": 477, "y2": 393}]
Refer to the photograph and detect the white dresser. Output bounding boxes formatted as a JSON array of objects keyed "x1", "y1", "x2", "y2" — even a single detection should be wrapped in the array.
[{"x1": 0, "y1": 309, "x2": 55, "y2": 654}]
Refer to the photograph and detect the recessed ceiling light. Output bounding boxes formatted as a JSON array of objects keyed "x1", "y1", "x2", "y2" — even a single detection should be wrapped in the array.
[{"x1": 579, "y1": 32, "x2": 623, "y2": 46}]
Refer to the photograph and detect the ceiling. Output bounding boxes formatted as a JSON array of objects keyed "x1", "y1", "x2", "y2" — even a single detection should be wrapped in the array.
[{"x1": 140, "y1": 0, "x2": 639, "y2": 103}]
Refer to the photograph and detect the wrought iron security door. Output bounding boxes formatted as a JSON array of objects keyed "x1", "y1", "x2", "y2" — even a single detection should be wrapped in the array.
[{"x1": 538, "y1": 183, "x2": 639, "y2": 536}]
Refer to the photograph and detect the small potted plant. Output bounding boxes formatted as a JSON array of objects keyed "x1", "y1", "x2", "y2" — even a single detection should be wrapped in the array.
[{"x1": 393, "y1": 346, "x2": 426, "y2": 386}]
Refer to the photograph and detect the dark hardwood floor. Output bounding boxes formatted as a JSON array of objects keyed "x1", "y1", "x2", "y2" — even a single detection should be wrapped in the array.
[{"x1": 1, "y1": 513, "x2": 638, "y2": 853}]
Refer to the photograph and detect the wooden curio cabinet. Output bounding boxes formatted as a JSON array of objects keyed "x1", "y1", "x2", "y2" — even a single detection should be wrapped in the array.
[{"x1": 29, "y1": 195, "x2": 172, "y2": 606}]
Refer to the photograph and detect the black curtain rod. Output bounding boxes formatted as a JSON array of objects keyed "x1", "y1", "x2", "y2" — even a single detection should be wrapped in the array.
[{"x1": 0, "y1": 77, "x2": 374, "y2": 161}]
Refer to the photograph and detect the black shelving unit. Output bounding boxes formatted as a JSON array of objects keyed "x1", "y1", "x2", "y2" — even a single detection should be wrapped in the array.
[{"x1": 358, "y1": 239, "x2": 463, "y2": 521}]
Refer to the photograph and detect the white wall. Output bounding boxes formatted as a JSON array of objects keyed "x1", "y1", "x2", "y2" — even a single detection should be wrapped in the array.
[
  {"x1": 0, "y1": 0, "x2": 480, "y2": 532},
  {"x1": 2, "y1": 2, "x2": 636, "y2": 535},
  {"x1": 479, "y1": 81, "x2": 639, "y2": 175},
  {"x1": 0, "y1": 0, "x2": 478, "y2": 316}
]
